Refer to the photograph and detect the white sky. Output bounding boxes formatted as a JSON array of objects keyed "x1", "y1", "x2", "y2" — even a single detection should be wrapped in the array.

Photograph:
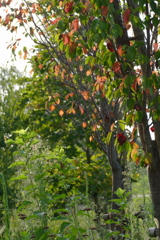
[{"x1": 0, "y1": 25, "x2": 33, "y2": 73}]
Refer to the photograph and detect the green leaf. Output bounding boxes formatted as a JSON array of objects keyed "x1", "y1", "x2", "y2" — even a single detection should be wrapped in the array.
[
  {"x1": 118, "y1": 120, "x2": 125, "y2": 131},
  {"x1": 8, "y1": 161, "x2": 25, "y2": 168},
  {"x1": 9, "y1": 175, "x2": 28, "y2": 182},
  {"x1": 106, "y1": 132, "x2": 112, "y2": 145},
  {"x1": 114, "y1": 188, "x2": 125, "y2": 197},
  {"x1": 60, "y1": 222, "x2": 72, "y2": 233},
  {"x1": 58, "y1": 20, "x2": 67, "y2": 32},
  {"x1": 18, "y1": 201, "x2": 32, "y2": 210},
  {"x1": 6, "y1": 139, "x2": 16, "y2": 144},
  {"x1": 110, "y1": 24, "x2": 123, "y2": 38},
  {"x1": 91, "y1": 18, "x2": 99, "y2": 32}
]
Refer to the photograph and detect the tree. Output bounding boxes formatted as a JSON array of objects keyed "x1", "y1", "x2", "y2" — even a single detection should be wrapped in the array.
[{"x1": 1, "y1": 0, "x2": 160, "y2": 233}]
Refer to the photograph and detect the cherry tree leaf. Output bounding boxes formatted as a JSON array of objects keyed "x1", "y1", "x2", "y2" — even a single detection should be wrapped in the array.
[
  {"x1": 123, "y1": 9, "x2": 131, "y2": 25},
  {"x1": 64, "y1": 2, "x2": 73, "y2": 13},
  {"x1": 100, "y1": 6, "x2": 108, "y2": 16}
]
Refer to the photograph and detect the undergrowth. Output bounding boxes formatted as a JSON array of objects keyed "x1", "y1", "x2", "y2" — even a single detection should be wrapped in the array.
[{"x1": 0, "y1": 130, "x2": 155, "y2": 239}]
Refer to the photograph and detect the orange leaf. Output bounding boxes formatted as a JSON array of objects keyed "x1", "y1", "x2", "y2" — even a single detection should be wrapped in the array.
[
  {"x1": 38, "y1": 64, "x2": 43, "y2": 69},
  {"x1": 86, "y1": 69, "x2": 92, "y2": 76},
  {"x1": 62, "y1": 34, "x2": 71, "y2": 45},
  {"x1": 112, "y1": 61, "x2": 121, "y2": 74},
  {"x1": 47, "y1": 5, "x2": 52, "y2": 11},
  {"x1": 110, "y1": 123, "x2": 115, "y2": 131},
  {"x1": 59, "y1": 109, "x2": 64, "y2": 116},
  {"x1": 82, "y1": 122, "x2": 87, "y2": 128},
  {"x1": 79, "y1": 105, "x2": 85, "y2": 114},
  {"x1": 153, "y1": 43, "x2": 158, "y2": 52},
  {"x1": 65, "y1": 92, "x2": 74, "y2": 99},
  {"x1": 100, "y1": 6, "x2": 108, "y2": 16},
  {"x1": 123, "y1": 9, "x2": 131, "y2": 25},
  {"x1": 64, "y1": 2, "x2": 73, "y2": 13},
  {"x1": 55, "y1": 98, "x2": 60, "y2": 104},
  {"x1": 50, "y1": 104, "x2": 56, "y2": 111},
  {"x1": 92, "y1": 124, "x2": 97, "y2": 132},
  {"x1": 80, "y1": 91, "x2": 89, "y2": 100},
  {"x1": 117, "y1": 46, "x2": 124, "y2": 57},
  {"x1": 55, "y1": 65, "x2": 61, "y2": 76}
]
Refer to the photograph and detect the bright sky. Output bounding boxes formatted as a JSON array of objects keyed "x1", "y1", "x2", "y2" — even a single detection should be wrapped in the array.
[{"x1": 0, "y1": 24, "x2": 33, "y2": 73}]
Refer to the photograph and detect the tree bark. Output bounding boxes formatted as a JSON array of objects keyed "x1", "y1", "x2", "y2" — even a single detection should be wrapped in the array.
[
  {"x1": 148, "y1": 142, "x2": 160, "y2": 239},
  {"x1": 112, "y1": 163, "x2": 124, "y2": 209}
]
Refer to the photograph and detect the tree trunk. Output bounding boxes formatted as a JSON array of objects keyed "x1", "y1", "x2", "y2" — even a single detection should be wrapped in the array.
[
  {"x1": 112, "y1": 164, "x2": 124, "y2": 209},
  {"x1": 148, "y1": 157, "x2": 160, "y2": 239}
]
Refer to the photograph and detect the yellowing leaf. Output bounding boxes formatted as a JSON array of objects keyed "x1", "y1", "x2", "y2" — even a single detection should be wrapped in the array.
[
  {"x1": 131, "y1": 148, "x2": 138, "y2": 160},
  {"x1": 47, "y1": 5, "x2": 52, "y2": 11},
  {"x1": 89, "y1": 136, "x2": 94, "y2": 142},
  {"x1": 130, "y1": 141, "x2": 139, "y2": 149},
  {"x1": 110, "y1": 123, "x2": 115, "y2": 131}
]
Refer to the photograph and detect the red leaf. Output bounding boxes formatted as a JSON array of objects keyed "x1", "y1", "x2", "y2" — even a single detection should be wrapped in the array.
[
  {"x1": 107, "y1": 42, "x2": 114, "y2": 52},
  {"x1": 70, "y1": 19, "x2": 79, "y2": 30},
  {"x1": 64, "y1": 2, "x2": 73, "y2": 13},
  {"x1": 150, "y1": 126, "x2": 155, "y2": 132},
  {"x1": 100, "y1": 6, "x2": 108, "y2": 16},
  {"x1": 69, "y1": 41, "x2": 77, "y2": 53},
  {"x1": 117, "y1": 133, "x2": 126, "y2": 145},
  {"x1": 51, "y1": 17, "x2": 61, "y2": 25},
  {"x1": 62, "y1": 34, "x2": 71, "y2": 45},
  {"x1": 113, "y1": 61, "x2": 121, "y2": 74},
  {"x1": 123, "y1": 9, "x2": 131, "y2": 25}
]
